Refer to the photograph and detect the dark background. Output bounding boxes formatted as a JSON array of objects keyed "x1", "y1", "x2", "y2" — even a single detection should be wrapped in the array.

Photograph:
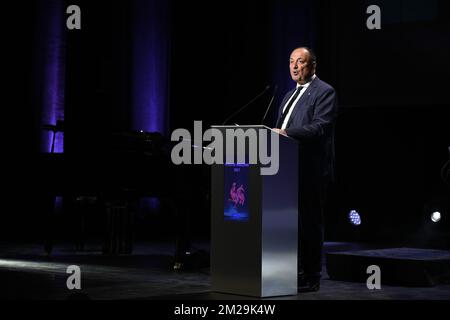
[{"x1": 3, "y1": 0, "x2": 450, "y2": 247}]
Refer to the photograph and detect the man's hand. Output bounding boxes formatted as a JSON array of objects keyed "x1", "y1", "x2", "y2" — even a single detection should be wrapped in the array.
[{"x1": 272, "y1": 128, "x2": 288, "y2": 136}]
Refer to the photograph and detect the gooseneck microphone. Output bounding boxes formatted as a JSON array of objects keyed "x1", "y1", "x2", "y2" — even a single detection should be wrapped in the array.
[
  {"x1": 221, "y1": 85, "x2": 271, "y2": 125},
  {"x1": 261, "y1": 85, "x2": 278, "y2": 125}
]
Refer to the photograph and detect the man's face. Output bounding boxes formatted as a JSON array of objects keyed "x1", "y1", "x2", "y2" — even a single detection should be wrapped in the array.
[{"x1": 289, "y1": 48, "x2": 315, "y2": 84}]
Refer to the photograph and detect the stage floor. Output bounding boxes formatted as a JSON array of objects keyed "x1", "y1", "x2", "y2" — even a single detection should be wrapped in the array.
[{"x1": 0, "y1": 241, "x2": 449, "y2": 300}]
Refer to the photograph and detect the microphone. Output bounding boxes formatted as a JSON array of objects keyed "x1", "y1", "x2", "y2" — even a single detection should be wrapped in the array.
[
  {"x1": 222, "y1": 85, "x2": 271, "y2": 125},
  {"x1": 261, "y1": 85, "x2": 278, "y2": 125}
]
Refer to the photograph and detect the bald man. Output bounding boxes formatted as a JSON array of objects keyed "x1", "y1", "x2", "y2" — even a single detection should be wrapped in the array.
[{"x1": 273, "y1": 47, "x2": 338, "y2": 292}]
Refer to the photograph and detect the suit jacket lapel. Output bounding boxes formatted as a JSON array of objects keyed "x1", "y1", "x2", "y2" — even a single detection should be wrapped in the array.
[{"x1": 286, "y1": 77, "x2": 319, "y2": 128}]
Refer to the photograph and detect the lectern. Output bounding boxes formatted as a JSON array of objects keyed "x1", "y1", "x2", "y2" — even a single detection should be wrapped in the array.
[{"x1": 210, "y1": 125, "x2": 298, "y2": 297}]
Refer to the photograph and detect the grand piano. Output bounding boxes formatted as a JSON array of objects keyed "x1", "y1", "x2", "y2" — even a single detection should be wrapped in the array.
[{"x1": 34, "y1": 127, "x2": 208, "y2": 269}]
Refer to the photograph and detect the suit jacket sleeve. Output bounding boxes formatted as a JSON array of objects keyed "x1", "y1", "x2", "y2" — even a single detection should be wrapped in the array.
[{"x1": 285, "y1": 88, "x2": 338, "y2": 141}]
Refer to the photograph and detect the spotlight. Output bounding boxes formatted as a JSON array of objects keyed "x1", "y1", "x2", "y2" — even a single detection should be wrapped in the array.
[
  {"x1": 431, "y1": 211, "x2": 441, "y2": 223},
  {"x1": 348, "y1": 210, "x2": 361, "y2": 226}
]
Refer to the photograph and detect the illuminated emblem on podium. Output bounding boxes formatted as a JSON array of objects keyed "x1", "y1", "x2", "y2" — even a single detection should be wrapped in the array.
[{"x1": 224, "y1": 163, "x2": 249, "y2": 222}]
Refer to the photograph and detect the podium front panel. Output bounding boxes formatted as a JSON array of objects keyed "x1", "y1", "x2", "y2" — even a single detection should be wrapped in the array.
[{"x1": 210, "y1": 126, "x2": 298, "y2": 297}]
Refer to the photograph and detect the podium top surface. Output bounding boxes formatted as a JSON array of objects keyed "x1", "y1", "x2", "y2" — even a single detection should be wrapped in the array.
[
  {"x1": 211, "y1": 125, "x2": 271, "y2": 129},
  {"x1": 211, "y1": 125, "x2": 298, "y2": 142}
]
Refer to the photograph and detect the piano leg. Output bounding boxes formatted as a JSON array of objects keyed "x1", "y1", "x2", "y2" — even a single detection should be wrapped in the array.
[
  {"x1": 103, "y1": 198, "x2": 134, "y2": 255},
  {"x1": 41, "y1": 194, "x2": 55, "y2": 256},
  {"x1": 174, "y1": 206, "x2": 192, "y2": 270}
]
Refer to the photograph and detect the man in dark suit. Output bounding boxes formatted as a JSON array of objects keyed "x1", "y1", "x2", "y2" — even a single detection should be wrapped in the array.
[{"x1": 273, "y1": 47, "x2": 338, "y2": 292}]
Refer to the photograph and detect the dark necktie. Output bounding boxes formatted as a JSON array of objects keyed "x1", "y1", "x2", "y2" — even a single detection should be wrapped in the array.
[{"x1": 277, "y1": 86, "x2": 303, "y2": 128}]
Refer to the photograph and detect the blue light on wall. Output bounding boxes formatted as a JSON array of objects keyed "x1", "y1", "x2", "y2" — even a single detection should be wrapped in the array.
[
  {"x1": 131, "y1": 0, "x2": 171, "y2": 134},
  {"x1": 35, "y1": 0, "x2": 66, "y2": 153}
]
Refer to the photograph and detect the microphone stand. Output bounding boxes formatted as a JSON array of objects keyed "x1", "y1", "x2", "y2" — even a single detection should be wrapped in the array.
[
  {"x1": 221, "y1": 85, "x2": 270, "y2": 125},
  {"x1": 261, "y1": 85, "x2": 278, "y2": 125}
]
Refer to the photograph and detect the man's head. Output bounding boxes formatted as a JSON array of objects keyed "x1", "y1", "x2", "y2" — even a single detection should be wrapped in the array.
[{"x1": 289, "y1": 47, "x2": 316, "y2": 85}]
